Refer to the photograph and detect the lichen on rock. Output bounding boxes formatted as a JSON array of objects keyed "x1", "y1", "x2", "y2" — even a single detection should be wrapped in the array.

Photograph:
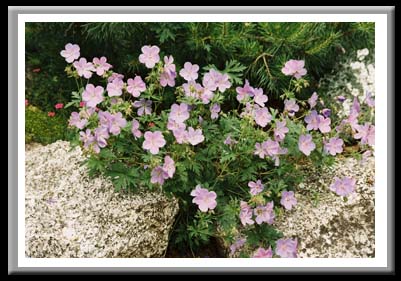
[{"x1": 25, "y1": 141, "x2": 179, "y2": 258}]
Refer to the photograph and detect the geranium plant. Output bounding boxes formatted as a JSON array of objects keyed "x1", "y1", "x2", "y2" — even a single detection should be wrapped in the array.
[{"x1": 62, "y1": 43, "x2": 374, "y2": 258}]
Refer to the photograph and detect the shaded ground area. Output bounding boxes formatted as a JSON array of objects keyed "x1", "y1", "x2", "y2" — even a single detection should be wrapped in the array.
[{"x1": 165, "y1": 237, "x2": 225, "y2": 258}]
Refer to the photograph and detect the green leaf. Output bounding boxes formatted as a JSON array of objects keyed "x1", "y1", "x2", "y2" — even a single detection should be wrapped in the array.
[{"x1": 105, "y1": 162, "x2": 138, "y2": 191}]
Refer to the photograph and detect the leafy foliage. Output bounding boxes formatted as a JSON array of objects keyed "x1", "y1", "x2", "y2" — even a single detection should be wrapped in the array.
[
  {"x1": 26, "y1": 22, "x2": 374, "y2": 112},
  {"x1": 25, "y1": 105, "x2": 69, "y2": 144},
  {"x1": 52, "y1": 24, "x2": 374, "y2": 257}
]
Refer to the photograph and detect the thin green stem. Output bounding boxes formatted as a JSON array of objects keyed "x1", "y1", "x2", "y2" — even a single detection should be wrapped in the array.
[
  {"x1": 74, "y1": 78, "x2": 80, "y2": 92},
  {"x1": 287, "y1": 77, "x2": 294, "y2": 93}
]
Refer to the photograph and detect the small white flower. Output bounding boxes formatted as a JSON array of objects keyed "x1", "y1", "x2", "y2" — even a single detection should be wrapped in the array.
[
  {"x1": 350, "y1": 62, "x2": 362, "y2": 70},
  {"x1": 357, "y1": 48, "x2": 369, "y2": 60},
  {"x1": 351, "y1": 89, "x2": 360, "y2": 97}
]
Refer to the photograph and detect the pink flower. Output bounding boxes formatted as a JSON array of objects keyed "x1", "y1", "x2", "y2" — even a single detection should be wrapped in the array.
[
  {"x1": 210, "y1": 103, "x2": 221, "y2": 120},
  {"x1": 131, "y1": 119, "x2": 142, "y2": 139},
  {"x1": 281, "y1": 59, "x2": 307, "y2": 79},
  {"x1": 274, "y1": 120, "x2": 289, "y2": 142},
  {"x1": 253, "y1": 247, "x2": 273, "y2": 258},
  {"x1": 183, "y1": 81, "x2": 202, "y2": 98},
  {"x1": 202, "y1": 72, "x2": 217, "y2": 91},
  {"x1": 308, "y1": 92, "x2": 318, "y2": 108},
  {"x1": 127, "y1": 76, "x2": 146, "y2": 97},
  {"x1": 163, "y1": 55, "x2": 176, "y2": 76},
  {"x1": 82, "y1": 84, "x2": 104, "y2": 108},
  {"x1": 239, "y1": 201, "x2": 254, "y2": 226},
  {"x1": 318, "y1": 116, "x2": 331, "y2": 133},
  {"x1": 354, "y1": 123, "x2": 375, "y2": 146},
  {"x1": 329, "y1": 177, "x2": 356, "y2": 197},
  {"x1": 169, "y1": 103, "x2": 190, "y2": 123},
  {"x1": 230, "y1": 238, "x2": 247, "y2": 255},
  {"x1": 60, "y1": 43, "x2": 80, "y2": 63},
  {"x1": 79, "y1": 129, "x2": 94, "y2": 148},
  {"x1": 142, "y1": 131, "x2": 166, "y2": 154},
  {"x1": 108, "y1": 112, "x2": 127, "y2": 135},
  {"x1": 25, "y1": 99, "x2": 29, "y2": 106},
  {"x1": 216, "y1": 72, "x2": 231, "y2": 93},
  {"x1": 133, "y1": 99, "x2": 152, "y2": 116},
  {"x1": 167, "y1": 118, "x2": 186, "y2": 132},
  {"x1": 224, "y1": 135, "x2": 238, "y2": 146},
  {"x1": 203, "y1": 69, "x2": 231, "y2": 93},
  {"x1": 190, "y1": 185, "x2": 217, "y2": 212},
  {"x1": 179, "y1": 62, "x2": 199, "y2": 81},
  {"x1": 254, "y1": 107, "x2": 272, "y2": 127},
  {"x1": 107, "y1": 78, "x2": 124, "y2": 97},
  {"x1": 351, "y1": 96, "x2": 361, "y2": 114},
  {"x1": 54, "y1": 103, "x2": 64, "y2": 110},
  {"x1": 254, "y1": 202, "x2": 275, "y2": 225},
  {"x1": 280, "y1": 191, "x2": 297, "y2": 210},
  {"x1": 162, "y1": 155, "x2": 176, "y2": 179},
  {"x1": 151, "y1": 166, "x2": 168, "y2": 185},
  {"x1": 79, "y1": 101, "x2": 86, "y2": 107},
  {"x1": 108, "y1": 73, "x2": 124, "y2": 83},
  {"x1": 360, "y1": 150, "x2": 372, "y2": 165},
  {"x1": 173, "y1": 127, "x2": 188, "y2": 144},
  {"x1": 68, "y1": 112, "x2": 87, "y2": 129},
  {"x1": 304, "y1": 110, "x2": 320, "y2": 131},
  {"x1": 186, "y1": 127, "x2": 205, "y2": 145},
  {"x1": 367, "y1": 125, "x2": 375, "y2": 146},
  {"x1": 73, "y1": 58, "x2": 95, "y2": 79},
  {"x1": 276, "y1": 238, "x2": 298, "y2": 258},
  {"x1": 248, "y1": 180, "x2": 264, "y2": 196},
  {"x1": 298, "y1": 134, "x2": 316, "y2": 156},
  {"x1": 47, "y1": 111, "x2": 55, "y2": 117},
  {"x1": 284, "y1": 99, "x2": 299, "y2": 117},
  {"x1": 94, "y1": 126, "x2": 110, "y2": 148},
  {"x1": 201, "y1": 69, "x2": 217, "y2": 91},
  {"x1": 346, "y1": 111, "x2": 359, "y2": 131},
  {"x1": 160, "y1": 55, "x2": 176, "y2": 87},
  {"x1": 80, "y1": 107, "x2": 96, "y2": 119},
  {"x1": 92, "y1": 56, "x2": 112, "y2": 76},
  {"x1": 139, "y1": 45, "x2": 160, "y2": 68},
  {"x1": 365, "y1": 91, "x2": 375, "y2": 108},
  {"x1": 262, "y1": 140, "x2": 280, "y2": 157},
  {"x1": 324, "y1": 137, "x2": 344, "y2": 156},
  {"x1": 236, "y1": 80, "x2": 254, "y2": 102},
  {"x1": 253, "y1": 88, "x2": 268, "y2": 107},
  {"x1": 272, "y1": 146, "x2": 288, "y2": 167},
  {"x1": 98, "y1": 111, "x2": 112, "y2": 127},
  {"x1": 254, "y1": 142, "x2": 266, "y2": 159},
  {"x1": 200, "y1": 88, "x2": 214, "y2": 104}
]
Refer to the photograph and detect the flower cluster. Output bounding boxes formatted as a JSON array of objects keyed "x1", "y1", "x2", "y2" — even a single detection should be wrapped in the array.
[
  {"x1": 62, "y1": 43, "x2": 372, "y2": 259},
  {"x1": 150, "y1": 155, "x2": 176, "y2": 185},
  {"x1": 239, "y1": 201, "x2": 275, "y2": 226},
  {"x1": 252, "y1": 238, "x2": 298, "y2": 258}
]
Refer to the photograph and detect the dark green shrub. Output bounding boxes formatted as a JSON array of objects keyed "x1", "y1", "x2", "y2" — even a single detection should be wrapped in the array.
[{"x1": 26, "y1": 22, "x2": 374, "y2": 112}]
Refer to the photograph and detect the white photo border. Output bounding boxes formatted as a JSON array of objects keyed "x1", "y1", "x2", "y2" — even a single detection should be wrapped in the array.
[{"x1": 9, "y1": 7, "x2": 393, "y2": 273}]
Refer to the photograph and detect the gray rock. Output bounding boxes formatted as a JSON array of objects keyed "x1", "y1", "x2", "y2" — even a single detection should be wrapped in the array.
[
  {"x1": 25, "y1": 141, "x2": 179, "y2": 258},
  {"x1": 275, "y1": 156, "x2": 375, "y2": 258},
  {"x1": 224, "y1": 155, "x2": 375, "y2": 258}
]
